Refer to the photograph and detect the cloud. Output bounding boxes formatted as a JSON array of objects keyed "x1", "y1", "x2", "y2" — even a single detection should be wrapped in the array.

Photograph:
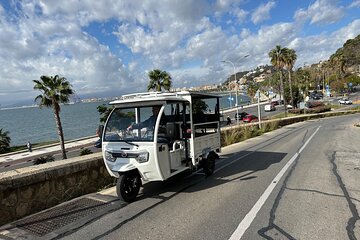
[
  {"x1": 235, "y1": 22, "x2": 298, "y2": 66},
  {"x1": 294, "y1": 0, "x2": 345, "y2": 25},
  {"x1": 234, "y1": 8, "x2": 248, "y2": 24},
  {"x1": 349, "y1": 0, "x2": 360, "y2": 7},
  {"x1": 251, "y1": 1, "x2": 276, "y2": 25},
  {"x1": 0, "y1": 1, "x2": 134, "y2": 105},
  {"x1": 283, "y1": 19, "x2": 360, "y2": 66},
  {"x1": 0, "y1": 0, "x2": 359, "y2": 107}
]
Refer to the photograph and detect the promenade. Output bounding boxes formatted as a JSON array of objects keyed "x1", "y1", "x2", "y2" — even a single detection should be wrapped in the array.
[{"x1": 0, "y1": 136, "x2": 99, "y2": 164}]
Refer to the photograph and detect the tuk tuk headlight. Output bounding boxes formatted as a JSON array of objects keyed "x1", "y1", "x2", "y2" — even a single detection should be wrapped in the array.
[
  {"x1": 105, "y1": 151, "x2": 116, "y2": 162},
  {"x1": 135, "y1": 152, "x2": 149, "y2": 163}
]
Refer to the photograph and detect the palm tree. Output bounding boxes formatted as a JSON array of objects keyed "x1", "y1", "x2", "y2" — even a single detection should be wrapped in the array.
[
  {"x1": 269, "y1": 45, "x2": 288, "y2": 116},
  {"x1": 284, "y1": 48, "x2": 297, "y2": 107},
  {"x1": 246, "y1": 80, "x2": 259, "y2": 103},
  {"x1": 97, "y1": 104, "x2": 114, "y2": 123},
  {"x1": 147, "y1": 69, "x2": 172, "y2": 92},
  {"x1": 0, "y1": 128, "x2": 11, "y2": 153},
  {"x1": 33, "y1": 75, "x2": 74, "y2": 159}
]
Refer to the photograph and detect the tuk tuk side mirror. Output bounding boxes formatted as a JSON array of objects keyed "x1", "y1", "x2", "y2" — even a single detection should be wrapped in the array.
[{"x1": 97, "y1": 125, "x2": 104, "y2": 138}]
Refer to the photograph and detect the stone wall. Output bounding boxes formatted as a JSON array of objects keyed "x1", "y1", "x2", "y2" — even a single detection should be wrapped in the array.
[{"x1": 0, "y1": 152, "x2": 114, "y2": 226}]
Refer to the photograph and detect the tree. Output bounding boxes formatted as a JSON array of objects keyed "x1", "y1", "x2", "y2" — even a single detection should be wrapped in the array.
[
  {"x1": 0, "y1": 128, "x2": 11, "y2": 153},
  {"x1": 269, "y1": 45, "x2": 288, "y2": 116},
  {"x1": 284, "y1": 48, "x2": 297, "y2": 107},
  {"x1": 192, "y1": 99, "x2": 208, "y2": 114},
  {"x1": 246, "y1": 80, "x2": 259, "y2": 102},
  {"x1": 97, "y1": 104, "x2": 114, "y2": 123},
  {"x1": 147, "y1": 69, "x2": 172, "y2": 92},
  {"x1": 33, "y1": 75, "x2": 74, "y2": 159}
]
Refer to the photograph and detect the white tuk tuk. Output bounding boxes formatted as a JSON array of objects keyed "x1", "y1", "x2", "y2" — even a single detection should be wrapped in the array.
[{"x1": 100, "y1": 91, "x2": 221, "y2": 202}]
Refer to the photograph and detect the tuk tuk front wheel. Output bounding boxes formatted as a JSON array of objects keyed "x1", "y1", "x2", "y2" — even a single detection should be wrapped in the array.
[
  {"x1": 202, "y1": 152, "x2": 215, "y2": 176},
  {"x1": 116, "y1": 171, "x2": 141, "y2": 202}
]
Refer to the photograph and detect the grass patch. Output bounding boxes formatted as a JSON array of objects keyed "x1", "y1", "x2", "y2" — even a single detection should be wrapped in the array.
[
  {"x1": 271, "y1": 112, "x2": 297, "y2": 119},
  {"x1": 221, "y1": 121, "x2": 279, "y2": 146},
  {"x1": 329, "y1": 104, "x2": 342, "y2": 109},
  {"x1": 33, "y1": 155, "x2": 55, "y2": 165},
  {"x1": 350, "y1": 105, "x2": 360, "y2": 111},
  {"x1": 80, "y1": 148, "x2": 93, "y2": 156}
]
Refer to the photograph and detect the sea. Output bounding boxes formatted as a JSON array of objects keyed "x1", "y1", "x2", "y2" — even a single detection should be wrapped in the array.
[{"x1": 0, "y1": 92, "x2": 250, "y2": 147}]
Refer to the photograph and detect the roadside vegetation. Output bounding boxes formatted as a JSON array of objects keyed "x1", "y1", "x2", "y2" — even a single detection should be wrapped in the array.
[
  {"x1": 33, "y1": 155, "x2": 55, "y2": 165},
  {"x1": 80, "y1": 148, "x2": 93, "y2": 156},
  {"x1": 221, "y1": 108, "x2": 360, "y2": 147},
  {"x1": 0, "y1": 128, "x2": 11, "y2": 154},
  {"x1": 221, "y1": 121, "x2": 279, "y2": 146}
]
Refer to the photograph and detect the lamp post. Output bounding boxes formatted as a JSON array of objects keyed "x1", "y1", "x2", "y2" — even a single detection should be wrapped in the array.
[
  {"x1": 221, "y1": 60, "x2": 239, "y2": 124},
  {"x1": 221, "y1": 55, "x2": 249, "y2": 125}
]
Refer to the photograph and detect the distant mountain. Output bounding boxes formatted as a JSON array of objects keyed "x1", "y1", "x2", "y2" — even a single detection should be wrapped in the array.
[{"x1": 0, "y1": 99, "x2": 35, "y2": 108}]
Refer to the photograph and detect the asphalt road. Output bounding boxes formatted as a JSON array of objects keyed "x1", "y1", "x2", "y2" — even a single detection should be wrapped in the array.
[{"x1": 11, "y1": 112, "x2": 357, "y2": 240}]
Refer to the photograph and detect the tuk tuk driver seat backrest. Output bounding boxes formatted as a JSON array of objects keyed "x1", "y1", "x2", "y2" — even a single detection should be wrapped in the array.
[{"x1": 166, "y1": 122, "x2": 181, "y2": 149}]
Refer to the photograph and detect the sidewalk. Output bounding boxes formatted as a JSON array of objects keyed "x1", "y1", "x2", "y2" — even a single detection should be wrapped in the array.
[{"x1": 0, "y1": 136, "x2": 99, "y2": 164}]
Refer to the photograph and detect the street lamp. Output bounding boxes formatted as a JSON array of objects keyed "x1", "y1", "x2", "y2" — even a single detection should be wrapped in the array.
[
  {"x1": 221, "y1": 55, "x2": 249, "y2": 125},
  {"x1": 221, "y1": 60, "x2": 239, "y2": 124}
]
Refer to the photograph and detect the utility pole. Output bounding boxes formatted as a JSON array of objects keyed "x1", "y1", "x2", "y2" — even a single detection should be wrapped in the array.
[{"x1": 256, "y1": 90, "x2": 261, "y2": 128}]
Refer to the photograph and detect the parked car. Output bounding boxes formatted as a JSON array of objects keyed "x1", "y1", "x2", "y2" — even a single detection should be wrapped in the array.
[
  {"x1": 242, "y1": 114, "x2": 258, "y2": 123},
  {"x1": 264, "y1": 104, "x2": 276, "y2": 112},
  {"x1": 235, "y1": 111, "x2": 248, "y2": 120},
  {"x1": 338, "y1": 98, "x2": 352, "y2": 105},
  {"x1": 310, "y1": 91, "x2": 322, "y2": 100},
  {"x1": 271, "y1": 100, "x2": 279, "y2": 106},
  {"x1": 311, "y1": 95, "x2": 321, "y2": 100}
]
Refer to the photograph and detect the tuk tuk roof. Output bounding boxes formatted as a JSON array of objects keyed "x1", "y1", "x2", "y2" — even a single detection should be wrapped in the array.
[{"x1": 109, "y1": 91, "x2": 219, "y2": 107}]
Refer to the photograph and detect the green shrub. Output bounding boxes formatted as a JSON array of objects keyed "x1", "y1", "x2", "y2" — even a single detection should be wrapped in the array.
[
  {"x1": 288, "y1": 108, "x2": 303, "y2": 114},
  {"x1": 306, "y1": 106, "x2": 331, "y2": 113},
  {"x1": 221, "y1": 128, "x2": 243, "y2": 146},
  {"x1": 80, "y1": 148, "x2": 93, "y2": 156},
  {"x1": 308, "y1": 101, "x2": 324, "y2": 108},
  {"x1": 261, "y1": 121, "x2": 279, "y2": 132},
  {"x1": 33, "y1": 155, "x2": 55, "y2": 165}
]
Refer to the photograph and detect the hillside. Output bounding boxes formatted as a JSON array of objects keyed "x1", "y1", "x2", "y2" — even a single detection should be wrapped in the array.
[{"x1": 329, "y1": 34, "x2": 360, "y2": 71}]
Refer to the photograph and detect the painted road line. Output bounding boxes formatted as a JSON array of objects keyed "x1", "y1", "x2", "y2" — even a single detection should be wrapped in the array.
[{"x1": 229, "y1": 126, "x2": 321, "y2": 240}]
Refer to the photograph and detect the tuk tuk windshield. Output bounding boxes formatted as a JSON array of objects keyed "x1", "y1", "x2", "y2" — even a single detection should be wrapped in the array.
[{"x1": 104, "y1": 106, "x2": 162, "y2": 142}]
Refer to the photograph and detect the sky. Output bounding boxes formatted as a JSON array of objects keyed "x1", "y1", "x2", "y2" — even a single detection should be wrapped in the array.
[{"x1": 0, "y1": 0, "x2": 360, "y2": 106}]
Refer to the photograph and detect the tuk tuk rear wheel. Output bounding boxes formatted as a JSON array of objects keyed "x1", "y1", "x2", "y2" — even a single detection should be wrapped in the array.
[
  {"x1": 203, "y1": 153, "x2": 215, "y2": 176},
  {"x1": 116, "y1": 171, "x2": 141, "y2": 202}
]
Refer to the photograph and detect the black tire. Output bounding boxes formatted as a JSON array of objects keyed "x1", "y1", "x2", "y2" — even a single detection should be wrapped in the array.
[
  {"x1": 202, "y1": 152, "x2": 216, "y2": 177},
  {"x1": 116, "y1": 171, "x2": 141, "y2": 202}
]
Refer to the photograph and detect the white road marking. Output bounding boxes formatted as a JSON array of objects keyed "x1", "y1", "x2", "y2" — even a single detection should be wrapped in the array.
[{"x1": 229, "y1": 126, "x2": 321, "y2": 240}]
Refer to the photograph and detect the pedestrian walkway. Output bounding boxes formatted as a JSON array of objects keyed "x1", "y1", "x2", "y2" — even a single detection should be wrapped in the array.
[{"x1": 0, "y1": 136, "x2": 99, "y2": 164}]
